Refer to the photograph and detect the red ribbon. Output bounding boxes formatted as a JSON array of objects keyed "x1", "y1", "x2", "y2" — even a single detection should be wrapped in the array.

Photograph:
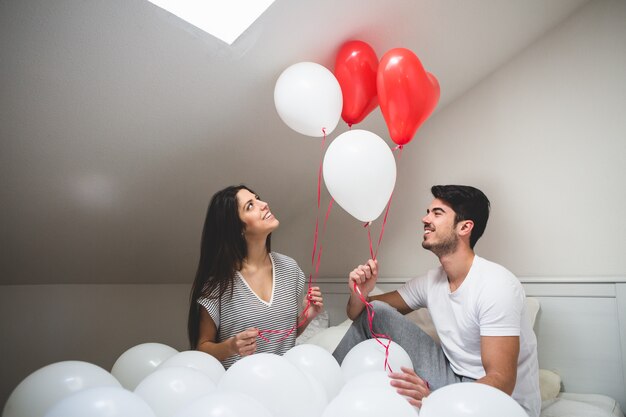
[
  {"x1": 353, "y1": 282, "x2": 393, "y2": 372},
  {"x1": 258, "y1": 128, "x2": 331, "y2": 343},
  {"x1": 359, "y1": 145, "x2": 405, "y2": 371}
]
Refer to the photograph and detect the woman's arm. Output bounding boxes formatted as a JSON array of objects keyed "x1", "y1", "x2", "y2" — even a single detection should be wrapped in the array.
[{"x1": 196, "y1": 307, "x2": 259, "y2": 360}]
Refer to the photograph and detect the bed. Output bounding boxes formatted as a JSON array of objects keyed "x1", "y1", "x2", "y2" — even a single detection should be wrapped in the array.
[{"x1": 296, "y1": 280, "x2": 626, "y2": 417}]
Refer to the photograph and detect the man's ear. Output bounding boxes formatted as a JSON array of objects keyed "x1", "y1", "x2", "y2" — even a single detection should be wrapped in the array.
[{"x1": 458, "y1": 220, "x2": 474, "y2": 237}]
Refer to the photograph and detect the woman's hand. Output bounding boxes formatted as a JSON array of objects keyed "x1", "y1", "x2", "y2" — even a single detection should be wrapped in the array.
[
  {"x1": 229, "y1": 327, "x2": 259, "y2": 357},
  {"x1": 388, "y1": 366, "x2": 431, "y2": 408},
  {"x1": 303, "y1": 286, "x2": 324, "y2": 319}
]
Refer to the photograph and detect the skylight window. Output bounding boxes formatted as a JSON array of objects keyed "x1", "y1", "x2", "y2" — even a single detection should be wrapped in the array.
[{"x1": 147, "y1": 0, "x2": 276, "y2": 45}]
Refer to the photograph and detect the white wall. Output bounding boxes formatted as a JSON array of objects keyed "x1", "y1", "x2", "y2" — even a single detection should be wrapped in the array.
[
  {"x1": 303, "y1": 0, "x2": 626, "y2": 280},
  {"x1": 0, "y1": 285, "x2": 190, "y2": 410}
]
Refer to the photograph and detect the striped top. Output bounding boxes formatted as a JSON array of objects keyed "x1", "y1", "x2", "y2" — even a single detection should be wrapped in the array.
[{"x1": 198, "y1": 252, "x2": 306, "y2": 369}]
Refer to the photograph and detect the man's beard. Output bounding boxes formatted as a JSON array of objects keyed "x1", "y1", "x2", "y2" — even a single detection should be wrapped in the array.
[{"x1": 422, "y1": 231, "x2": 459, "y2": 257}]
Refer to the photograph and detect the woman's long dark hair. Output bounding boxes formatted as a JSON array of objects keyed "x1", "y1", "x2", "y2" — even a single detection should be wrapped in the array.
[{"x1": 187, "y1": 184, "x2": 271, "y2": 349}]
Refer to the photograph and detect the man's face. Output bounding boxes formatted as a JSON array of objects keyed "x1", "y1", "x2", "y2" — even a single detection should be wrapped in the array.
[{"x1": 421, "y1": 198, "x2": 459, "y2": 256}]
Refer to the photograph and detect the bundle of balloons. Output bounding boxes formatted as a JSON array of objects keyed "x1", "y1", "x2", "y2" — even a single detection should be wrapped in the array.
[
  {"x1": 274, "y1": 40, "x2": 440, "y2": 224},
  {"x1": 2, "y1": 341, "x2": 528, "y2": 417}
]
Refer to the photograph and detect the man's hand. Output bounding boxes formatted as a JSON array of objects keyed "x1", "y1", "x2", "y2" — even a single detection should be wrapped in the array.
[
  {"x1": 348, "y1": 258, "x2": 378, "y2": 297},
  {"x1": 388, "y1": 366, "x2": 431, "y2": 408}
]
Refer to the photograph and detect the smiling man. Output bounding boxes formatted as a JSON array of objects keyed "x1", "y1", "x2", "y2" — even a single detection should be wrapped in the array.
[{"x1": 333, "y1": 185, "x2": 540, "y2": 417}]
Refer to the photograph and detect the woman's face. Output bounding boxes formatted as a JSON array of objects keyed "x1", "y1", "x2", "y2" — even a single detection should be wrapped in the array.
[{"x1": 236, "y1": 188, "x2": 279, "y2": 238}]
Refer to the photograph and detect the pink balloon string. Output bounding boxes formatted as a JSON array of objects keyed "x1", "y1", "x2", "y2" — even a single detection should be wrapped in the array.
[
  {"x1": 353, "y1": 281, "x2": 393, "y2": 373},
  {"x1": 311, "y1": 129, "x2": 327, "y2": 265},
  {"x1": 258, "y1": 128, "x2": 332, "y2": 344},
  {"x1": 359, "y1": 145, "x2": 405, "y2": 370}
]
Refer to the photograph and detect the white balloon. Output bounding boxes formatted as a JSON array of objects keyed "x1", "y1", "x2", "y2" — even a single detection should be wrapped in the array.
[
  {"x1": 420, "y1": 382, "x2": 527, "y2": 417},
  {"x1": 111, "y1": 343, "x2": 178, "y2": 390},
  {"x1": 323, "y1": 385, "x2": 417, "y2": 417},
  {"x1": 284, "y1": 343, "x2": 344, "y2": 400},
  {"x1": 44, "y1": 386, "x2": 155, "y2": 417},
  {"x1": 301, "y1": 371, "x2": 329, "y2": 415},
  {"x1": 218, "y1": 353, "x2": 324, "y2": 417},
  {"x1": 172, "y1": 390, "x2": 273, "y2": 417},
  {"x1": 323, "y1": 129, "x2": 396, "y2": 222},
  {"x1": 2, "y1": 361, "x2": 121, "y2": 417},
  {"x1": 157, "y1": 350, "x2": 225, "y2": 384},
  {"x1": 134, "y1": 366, "x2": 216, "y2": 417},
  {"x1": 340, "y1": 370, "x2": 396, "y2": 396},
  {"x1": 341, "y1": 370, "x2": 420, "y2": 413},
  {"x1": 274, "y1": 61, "x2": 342, "y2": 137},
  {"x1": 341, "y1": 338, "x2": 413, "y2": 382}
]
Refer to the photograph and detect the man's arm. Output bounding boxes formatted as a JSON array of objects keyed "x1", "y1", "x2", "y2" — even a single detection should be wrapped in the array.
[{"x1": 477, "y1": 335, "x2": 520, "y2": 395}]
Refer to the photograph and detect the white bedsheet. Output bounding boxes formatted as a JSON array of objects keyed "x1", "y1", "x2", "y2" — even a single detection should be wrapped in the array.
[{"x1": 541, "y1": 393, "x2": 625, "y2": 417}]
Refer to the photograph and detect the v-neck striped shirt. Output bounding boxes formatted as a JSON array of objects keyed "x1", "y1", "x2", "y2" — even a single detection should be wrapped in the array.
[{"x1": 198, "y1": 252, "x2": 306, "y2": 369}]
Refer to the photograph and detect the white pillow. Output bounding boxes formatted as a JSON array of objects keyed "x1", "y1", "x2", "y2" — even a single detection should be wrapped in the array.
[
  {"x1": 539, "y1": 369, "x2": 562, "y2": 401},
  {"x1": 295, "y1": 310, "x2": 329, "y2": 345},
  {"x1": 525, "y1": 297, "x2": 540, "y2": 329},
  {"x1": 305, "y1": 318, "x2": 352, "y2": 353}
]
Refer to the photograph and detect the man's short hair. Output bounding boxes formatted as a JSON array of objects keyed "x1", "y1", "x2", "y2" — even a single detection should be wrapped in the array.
[{"x1": 431, "y1": 185, "x2": 490, "y2": 249}]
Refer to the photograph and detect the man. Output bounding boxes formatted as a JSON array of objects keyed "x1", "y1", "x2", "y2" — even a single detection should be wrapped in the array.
[{"x1": 333, "y1": 185, "x2": 540, "y2": 417}]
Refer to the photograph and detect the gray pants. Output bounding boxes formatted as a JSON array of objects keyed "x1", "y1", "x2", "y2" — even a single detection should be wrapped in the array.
[{"x1": 332, "y1": 300, "x2": 474, "y2": 390}]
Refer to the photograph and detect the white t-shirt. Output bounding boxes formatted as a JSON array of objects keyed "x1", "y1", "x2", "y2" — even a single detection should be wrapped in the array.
[{"x1": 397, "y1": 255, "x2": 540, "y2": 417}]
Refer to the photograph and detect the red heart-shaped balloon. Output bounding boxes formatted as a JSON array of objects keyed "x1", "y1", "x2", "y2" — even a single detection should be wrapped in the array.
[
  {"x1": 377, "y1": 48, "x2": 440, "y2": 146},
  {"x1": 334, "y1": 40, "x2": 379, "y2": 127}
]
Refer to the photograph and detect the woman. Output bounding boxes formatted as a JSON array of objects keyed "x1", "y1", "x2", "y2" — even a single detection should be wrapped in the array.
[{"x1": 188, "y1": 184, "x2": 324, "y2": 369}]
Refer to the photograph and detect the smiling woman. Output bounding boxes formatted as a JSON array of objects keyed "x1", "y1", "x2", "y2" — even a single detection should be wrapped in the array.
[{"x1": 187, "y1": 184, "x2": 325, "y2": 369}]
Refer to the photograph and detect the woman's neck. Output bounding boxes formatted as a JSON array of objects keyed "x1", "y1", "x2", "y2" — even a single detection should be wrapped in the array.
[{"x1": 243, "y1": 237, "x2": 269, "y2": 270}]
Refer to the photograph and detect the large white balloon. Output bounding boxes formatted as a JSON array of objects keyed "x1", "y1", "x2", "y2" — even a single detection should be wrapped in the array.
[
  {"x1": 341, "y1": 338, "x2": 413, "y2": 382},
  {"x1": 2, "y1": 361, "x2": 121, "y2": 417},
  {"x1": 323, "y1": 385, "x2": 417, "y2": 417},
  {"x1": 284, "y1": 343, "x2": 344, "y2": 401},
  {"x1": 111, "y1": 343, "x2": 178, "y2": 390},
  {"x1": 274, "y1": 61, "x2": 343, "y2": 137},
  {"x1": 341, "y1": 370, "x2": 420, "y2": 413},
  {"x1": 323, "y1": 129, "x2": 396, "y2": 222},
  {"x1": 340, "y1": 370, "x2": 398, "y2": 396},
  {"x1": 157, "y1": 350, "x2": 225, "y2": 384},
  {"x1": 218, "y1": 353, "x2": 325, "y2": 417},
  {"x1": 420, "y1": 382, "x2": 527, "y2": 417},
  {"x1": 134, "y1": 366, "x2": 216, "y2": 417},
  {"x1": 43, "y1": 386, "x2": 155, "y2": 417},
  {"x1": 171, "y1": 390, "x2": 273, "y2": 417},
  {"x1": 302, "y1": 372, "x2": 329, "y2": 413}
]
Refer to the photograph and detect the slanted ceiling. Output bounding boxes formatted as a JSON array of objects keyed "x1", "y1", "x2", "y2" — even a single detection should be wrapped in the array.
[{"x1": 1, "y1": 0, "x2": 589, "y2": 284}]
